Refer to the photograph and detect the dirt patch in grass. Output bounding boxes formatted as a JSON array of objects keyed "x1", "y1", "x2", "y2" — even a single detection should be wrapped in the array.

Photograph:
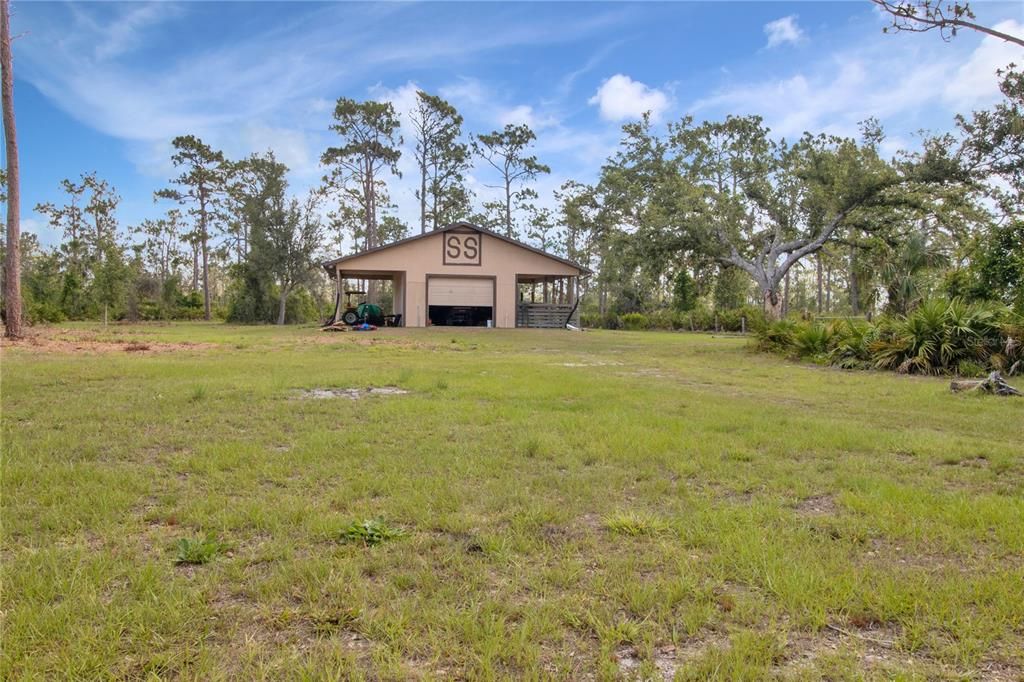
[
  {"x1": 615, "y1": 632, "x2": 732, "y2": 680},
  {"x1": 295, "y1": 386, "x2": 410, "y2": 400},
  {"x1": 2, "y1": 330, "x2": 214, "y2": 355},
  {"x1": 795, "y1": 494, "x2": 838, "y2": 516}
]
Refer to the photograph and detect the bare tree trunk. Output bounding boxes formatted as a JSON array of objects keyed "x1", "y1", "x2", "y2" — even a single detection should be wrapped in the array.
[
  {"x1": 848, "y1": 245, "x2": 859, "y2": 316},
  {"x1": 1, "y1": 0, "x2": 22, "y2": 338},
  {"x1": 816, "y1": 253, "x2": 823, "y2": 314},
  {"x1": 277, "y1": 288, "x2": 289, "y2": 325},
  {"x1": 825, "y1": 264, "x2": 832, "y2": 313},
  {"x1": 419, "y1": 162, "x2": 427, "y2": 235},
  {"x1": 192, "y1": 241, "x2": 199, "y2": 292},
  {"x1": 783, "y1": 270, "x2": 791, "y2": 317},
  {"x1": 504, "y1": 177, "x2": 512, "y2": 237},
  {"x1": 199, "y1": 191, "x2": 211, "y2": 320}
]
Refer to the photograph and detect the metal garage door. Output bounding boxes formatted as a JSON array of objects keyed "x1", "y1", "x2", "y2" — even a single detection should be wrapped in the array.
[{"x1": 428, "y1": 277, "x2": 494, "y2": 307}]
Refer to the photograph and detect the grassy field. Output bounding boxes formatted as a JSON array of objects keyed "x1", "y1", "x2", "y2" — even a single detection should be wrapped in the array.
[{"x1": 2, "y1": 323, "x2": 1023, "y2": 680}]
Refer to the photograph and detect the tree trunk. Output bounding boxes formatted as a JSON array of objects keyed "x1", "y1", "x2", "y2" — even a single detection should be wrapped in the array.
[
  {"x1": 419, "y1": 159, "x2": 427, "y2": 235},
  {"x1": 762, "y1": 289, "x2": 783, "y2": 321},
  {"x1": 192, "y1": 241, "x2": 199, "y2": 292},
  {"x1": 816, "y1": 253, "x2": 823, "y2": 314},
  {"x1": 849, "y1": 245, "x2": 859, "y2": 316},
  {"x1": 783, "y1": 270, "x2": 791, "y2": 317},
  {"x1": 1, "y1": 0, "x2": 22, "y2": 339},
  {"x1": 825, "y1": 264, "x2": 832, "y2": 313},
  {"x1": 199, "y1": 191, "x2": 211, "y2": 321},
  {"x1": 277, "y1": 288, "x2": 289, "y2": 325},
  {"x1": 504, "y1": 178, "x2": 512, "y2": 237}
]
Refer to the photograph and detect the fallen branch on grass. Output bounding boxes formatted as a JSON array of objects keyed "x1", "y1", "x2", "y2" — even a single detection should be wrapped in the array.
[
  {"x1": 825, "y1": 623, "x2": 895, "y2": 649},
  {"x1": 949, "y1": 371, "x2": 1022, "y2": 397}
]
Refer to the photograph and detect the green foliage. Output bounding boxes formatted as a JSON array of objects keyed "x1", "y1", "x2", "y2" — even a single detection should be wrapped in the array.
[
  {"x1": 584, "y1": 305, "x2": 765, "y2": 334},
  {"x1": 758, "y1": 298, "x2": 1023, "y2": 376},
  {"x1": 174, "y1": 534, "x2": 225, "y2": 565},
  {"x1": 473, "y1": 123, "x2": 550, "y2": 238},
  {"x1": 620, "y1": 312, "x2": 649, "y2": 331},
  {"x1": 872, "y1": 298, "x2": 1009, "y2": 374},
  {"x1": 339, "y1": 519, "x2": 406, "y2": 547},
  {"x1": 827, "y1": 319, "x2": 876, "y2": 369},
  {"x1": 672, "y1": 270, "x2": 698, "y2": 311},
  {"x1": 603, "y1": 511, "x2": 671, "y2": 536},
  {"x1": 755, "y1": 319, "x2": 799, "y2": 354},
  {"x1": 792, "y1": 323, "x2": 835, "y2": 360}
]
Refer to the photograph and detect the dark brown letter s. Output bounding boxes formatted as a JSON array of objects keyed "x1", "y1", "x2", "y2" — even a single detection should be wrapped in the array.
[{"x1": 446, "y1": 235, "x2": 461, "y2": 259}]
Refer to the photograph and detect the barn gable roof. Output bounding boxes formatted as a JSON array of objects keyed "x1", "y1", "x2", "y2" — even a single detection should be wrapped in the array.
[{"x1": 322, "y1": 221, "x2": 592, "y2": 274}]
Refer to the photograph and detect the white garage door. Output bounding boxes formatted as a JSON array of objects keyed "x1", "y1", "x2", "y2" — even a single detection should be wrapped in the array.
[{"x1": 428, "y1": 277, "x2": 493, "y2": 307}]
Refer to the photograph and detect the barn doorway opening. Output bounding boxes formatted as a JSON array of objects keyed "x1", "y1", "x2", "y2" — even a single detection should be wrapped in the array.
[{"x1": 427, "y1": 276, "x2": 495, "y2": 327}]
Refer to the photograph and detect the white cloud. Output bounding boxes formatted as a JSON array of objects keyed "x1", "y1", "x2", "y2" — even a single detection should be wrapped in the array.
[
  {"x1": 692, "y1": 19, "x2": 1023, "y2": 141},
  {"x1": 497, "y1": 104, "x2": 559, "y2": 130},
  {"x1": 764, "y1": 15, "x2": 805, "y2": 48},
  {"x1": 942, "y1": 20, "x2": 1024, "y2": 107},
  {"x1": 588, "y1": 74, "x2": 670, "y2": 121}
]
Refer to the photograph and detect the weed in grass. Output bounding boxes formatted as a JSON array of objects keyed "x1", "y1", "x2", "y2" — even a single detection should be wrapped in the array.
[
  {"x1": 434, "y1": 378, "x2": 449, "y2": 391},
  {"x1": 522, "y1": 436, "x2": 542, "y2": 458},
  {"x1": 604, "y1": 511, "x2": 672, "y2": 536},
  {"x1": 189, "y1": 385, "x2": 207, "y2": 403},
  {"x1": 174, "y1": 534, "x2": 225, "y2": 565},
  {"x1": 339, "y1": 519, "x2": 406, "y2": 547}
]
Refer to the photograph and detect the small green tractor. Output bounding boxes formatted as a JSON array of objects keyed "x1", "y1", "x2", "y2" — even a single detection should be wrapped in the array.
[{"x1": 339, "y1": 290, "x2": 384, "y2": 326}]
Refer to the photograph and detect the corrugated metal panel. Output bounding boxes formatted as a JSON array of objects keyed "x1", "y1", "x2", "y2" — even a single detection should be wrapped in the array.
[{"x1": 428, "y1": 278, "x2": 494, "y2": 307}]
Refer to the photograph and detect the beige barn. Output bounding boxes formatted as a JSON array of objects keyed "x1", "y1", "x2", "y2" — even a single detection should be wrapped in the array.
[{"x1": 323, "y1": 222, "x2": 589, "y2": 328}]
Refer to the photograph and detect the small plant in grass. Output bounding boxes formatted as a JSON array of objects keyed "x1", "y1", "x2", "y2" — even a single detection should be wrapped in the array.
[
  {"x1": 189, "y1": 385, "x2": 207, "y2": 403},
  {"x1": 340, "y1": 519, "x2": 406, "y2": 547},
  {"x1": 603, "y1": 511, "x2": 671, "y2": 536},
  {"x1": 174, "y1": 534, "x2": 225, "y2": 565},
  {"x1": 522, "y1": 436, "x2": 542, "y2": 458},
  {"x1": 434, "y1": 378, "x2": 449, "y2": 391}
]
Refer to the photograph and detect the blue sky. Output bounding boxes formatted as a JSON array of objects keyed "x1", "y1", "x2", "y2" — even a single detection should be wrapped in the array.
[{"x1": 6, "y1": 1, "x2": 1023, "y2": 249}]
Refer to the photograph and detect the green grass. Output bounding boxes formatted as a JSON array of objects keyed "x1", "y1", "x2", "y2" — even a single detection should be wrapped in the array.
[
  {"x1": 2, "y1": 322, "x2": 1023, "y2": 680},
  {"x1": 175, "y1": 534, "x2": 227, "y2": 565}
]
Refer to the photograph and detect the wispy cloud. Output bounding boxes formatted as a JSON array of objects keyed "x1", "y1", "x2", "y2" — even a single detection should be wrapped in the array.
[
  {"x1": 764, "y1": 15, "x2": 805, "y2": 48},
  {"x1": 14, "y1": 3, "x2": 626, "y2": 151},
  {"x1": 693, "y1": 20, "x2": 1024, "y2": 140}
]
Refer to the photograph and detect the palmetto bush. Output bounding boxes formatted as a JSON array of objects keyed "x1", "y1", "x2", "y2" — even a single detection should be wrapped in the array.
[
  {"x1": 793, "y1": 323, "x2": 835, "y2": 359},
  {"x1": 755, "y1": 319, "x2": 799, "y2": 353},
  {"x1": 871, "y1": 298, "x2": 1008, "y2": 374},
  {"x1": 757, "y1": 298, "x2": 1023, "y2": 376},
  {"x1": 828, "y1": 319, "x2": 877, "y2": 369}
]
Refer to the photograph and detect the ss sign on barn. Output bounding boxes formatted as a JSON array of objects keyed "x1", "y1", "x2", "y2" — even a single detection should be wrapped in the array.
[{"x1": 443, "y1": 231, "x2": 481, "y2": 266}]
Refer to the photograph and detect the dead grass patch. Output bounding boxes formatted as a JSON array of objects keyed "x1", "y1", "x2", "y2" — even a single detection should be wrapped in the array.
[
  {"x1": 1, "y1": 329, "x2": 213, "y2": 355},
  {"x1": 294, "y1": 386, "x2": 410, "y2": 400}
]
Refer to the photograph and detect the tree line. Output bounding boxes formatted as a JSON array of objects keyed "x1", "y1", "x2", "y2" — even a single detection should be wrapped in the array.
[
  {"x1": 0, "y1": 88, "x2": 567, "y2": 325},
  {"x1": 569, "y1": 67, "x2": 1023, "y2": 327},
  {"x1": 1, "y1": 0, "x2": 1021, "y2": 330}
]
